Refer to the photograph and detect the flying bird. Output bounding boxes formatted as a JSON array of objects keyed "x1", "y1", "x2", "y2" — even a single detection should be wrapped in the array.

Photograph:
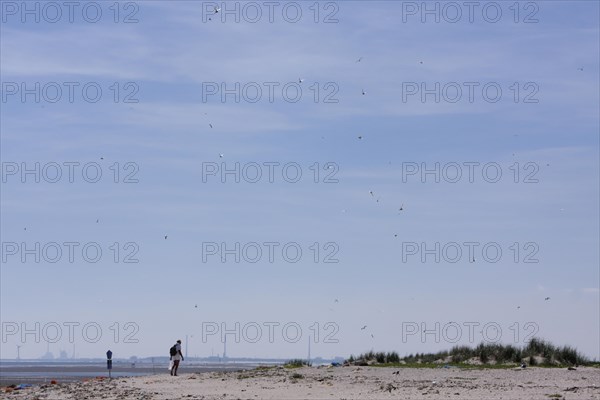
[
  {"x1": 298, "y1": 78, "x2": 305, "y2": 83},
  {"x1": 209, "y1": 123, "x2": 213, "y2": 129},
  {"x1": 100, "y1": 157, "x2": 104, "y2": 160},
  {"x1": 577, "y1": 67, "x2": 584, "y2": 71},
  {"x1": 545, "y1": 297, "x2": 550, "y2": 301},
  {"x1": 164, "y1": 235, "x2": 168, "y2": 240},
  {"x1": 398, "y1": 204, "x2": 404, "y2": 212},
  {"x1": 334, "y1": 299, "x2": 339, "y2": 303},
  {"x1": 356, "y1": 57, "x2": 363, "y2": 63},
  {"x1": 358, "y1": 135, "x2": 363, "y2": 140},
  {"x1": 96, "y1": 219, "x2": 99, "y2": 223},
  {"x1": 369, "y1": 191, "x2": 374, "y2": 197},
  {"x1": 195, "y1": 304, "x2": 198, "y2": 308},
  {"x1": 219, "y1": 153, "x2": 224, "y2": 158},
  {"x1": 361, "y1": 325, "x2": 367, "y2": 330},
  {"x1": 361, "y1": 89, "x2": 366, "y2": 95},
  {"x1": 208, "y1": 6, "x2": 220, "y2": 19}
]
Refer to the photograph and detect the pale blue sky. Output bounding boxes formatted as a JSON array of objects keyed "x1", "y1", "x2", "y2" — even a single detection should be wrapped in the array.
[{"x1": 1, "y1": 1, "x2": 598, "y2": 361}]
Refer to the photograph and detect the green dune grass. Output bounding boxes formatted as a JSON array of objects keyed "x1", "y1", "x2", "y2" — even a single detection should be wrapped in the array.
[{"x1": 346, "y1": 338, "x2": 593, "y2": 368}]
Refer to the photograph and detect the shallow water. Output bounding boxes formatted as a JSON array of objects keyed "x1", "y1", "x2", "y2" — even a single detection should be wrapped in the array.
[{"x1": 0, "y1": 361, "x2": 257, "y2": 385}]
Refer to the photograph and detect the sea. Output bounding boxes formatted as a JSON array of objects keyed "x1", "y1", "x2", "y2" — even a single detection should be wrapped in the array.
[{"x1": 0, "y1": 360, "x2": 262, "y2": 386}]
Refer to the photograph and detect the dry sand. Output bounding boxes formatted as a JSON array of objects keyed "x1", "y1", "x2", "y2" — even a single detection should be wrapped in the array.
[{"x1": 3, "y1": 365, "x2": 599, "y2": 399}]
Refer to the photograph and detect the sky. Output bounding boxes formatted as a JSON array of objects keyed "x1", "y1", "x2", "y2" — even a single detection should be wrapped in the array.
[{"x1": 0, "y1": 1, "x2": 599, "y2": 362}]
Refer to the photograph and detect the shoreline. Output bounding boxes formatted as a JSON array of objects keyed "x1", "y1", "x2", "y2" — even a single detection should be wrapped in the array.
[{"x1": 0, "y1": 363, "x2": 257, "y2": 386}]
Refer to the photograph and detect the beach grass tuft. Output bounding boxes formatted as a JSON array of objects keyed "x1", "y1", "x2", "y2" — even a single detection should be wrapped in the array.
[{"x1": 284, "y1": 359, "x2": 312, "y2": 369}]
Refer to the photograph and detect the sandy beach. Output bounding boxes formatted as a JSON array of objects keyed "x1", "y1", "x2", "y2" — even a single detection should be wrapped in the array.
[{"x1": 3, "y1": 365, "x2": 599, "y2": 400}]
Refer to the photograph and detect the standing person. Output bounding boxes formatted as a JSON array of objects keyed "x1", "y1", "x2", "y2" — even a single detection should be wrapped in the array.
[{"x1": 170, "y1": 340, "x2": 184, "y2": 376}]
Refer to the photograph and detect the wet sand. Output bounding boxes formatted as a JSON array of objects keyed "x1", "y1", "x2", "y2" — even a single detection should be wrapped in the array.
[{"x1": 0, "y1": 363, "x2": 256, "y2": 386}]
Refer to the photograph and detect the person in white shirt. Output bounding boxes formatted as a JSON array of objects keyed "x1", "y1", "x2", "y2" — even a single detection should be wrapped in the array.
[{"x1": 170, "y1": 340, "x2": 184, "y2": 376}]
